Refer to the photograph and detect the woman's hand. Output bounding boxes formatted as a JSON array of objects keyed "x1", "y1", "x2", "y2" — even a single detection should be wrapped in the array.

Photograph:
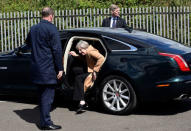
[
  {"x1": 57, "y1": 71, "x2": 63, "y2": 80},
  {"x1": 92, "y1": 71, "x2": 97, "y2": 81},
  {"x1": 69, "y1": 51, "x2": 78, "y2": 57}
]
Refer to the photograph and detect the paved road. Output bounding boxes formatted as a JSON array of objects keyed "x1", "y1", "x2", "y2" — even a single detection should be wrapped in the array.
[{"x1": 0, "y1": 96, "x2": 191, "y2": 131}]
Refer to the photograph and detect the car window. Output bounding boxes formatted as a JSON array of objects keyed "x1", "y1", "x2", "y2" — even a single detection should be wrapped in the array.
[
  {"x1": 104, "y1": 37, "x2": 131, "y2": 50},
  {"x1": 126, "y1": 31, "x2": 191, "y2": 54}
]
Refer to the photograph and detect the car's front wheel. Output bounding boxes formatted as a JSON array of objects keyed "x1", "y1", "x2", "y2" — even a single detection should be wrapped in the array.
[{"x1": 100, "y1": 75, "x2": 137, "y2": 115}]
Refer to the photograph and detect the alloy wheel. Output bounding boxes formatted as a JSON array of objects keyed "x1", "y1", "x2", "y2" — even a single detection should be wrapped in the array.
[{"x1": 102, "y1": 79, "x2": 130, "y2": 112}]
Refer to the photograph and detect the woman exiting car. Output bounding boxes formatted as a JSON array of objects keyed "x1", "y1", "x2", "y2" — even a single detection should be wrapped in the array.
[{"x1": 69, "y1": 40, "x2": 105, "y2": 114}]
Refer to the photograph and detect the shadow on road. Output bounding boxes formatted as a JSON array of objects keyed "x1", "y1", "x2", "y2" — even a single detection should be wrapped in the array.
[
  {"x1": 134, "y1": 99, "x2": 191, "y2": 116},
  {"x1": 70, "y1": 99, "x2": 191, "y2": 116},
  {"x1": 0, "y1": 95, "x2": 38, "y2": 104},
  {"x1": 2, "y1": 95, "x2": 191, "y2": 117},
  {"x1": 14, "y1": 106, "x2": 40, "y2": 127}
]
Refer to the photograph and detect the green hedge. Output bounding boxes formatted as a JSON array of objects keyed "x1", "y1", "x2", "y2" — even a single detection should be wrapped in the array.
[{"x1": 0, "y1": 0, "x2": 191, "y2": 12}]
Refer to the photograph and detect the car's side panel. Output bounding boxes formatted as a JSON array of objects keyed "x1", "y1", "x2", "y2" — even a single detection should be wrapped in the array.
[
  {"x1": 0, "y1": 54, "x2": 36, "y2": 95},
  {"x1": 97, "y1": 51, "x2": 179, "y2": 102}
]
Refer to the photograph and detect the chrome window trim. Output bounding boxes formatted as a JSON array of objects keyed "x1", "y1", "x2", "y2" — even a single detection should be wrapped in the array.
[{"x1": 102, "y1": 35, "x2": 137, "y2": 52}]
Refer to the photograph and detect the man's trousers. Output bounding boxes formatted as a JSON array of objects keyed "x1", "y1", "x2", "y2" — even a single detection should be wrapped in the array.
[{"x1": 37, "y1": 84, "x2": 57, "y2": 126}]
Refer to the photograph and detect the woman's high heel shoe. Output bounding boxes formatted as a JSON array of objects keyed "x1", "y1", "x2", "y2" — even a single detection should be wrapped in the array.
[{"x1": 76, "y1": 103, "x2": 88, "y2": 114}]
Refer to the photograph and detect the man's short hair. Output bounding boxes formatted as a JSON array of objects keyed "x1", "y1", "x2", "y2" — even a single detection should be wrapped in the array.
[
  {"x1": 41, "y1": 7, "x2": 54, "y2": 18},
  {"x1": 110, "y1": 4, "x2": 119, "y2": 12}
]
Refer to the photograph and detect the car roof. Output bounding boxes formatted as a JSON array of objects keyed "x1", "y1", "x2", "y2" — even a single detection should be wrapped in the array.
[
  {"x1": 60, "y1": 27, "x2": 191, "y2": 54},
  {"x1": 60, "y1": 27, "x2": 147, "y2": 45},
  {"x1": 62, "y1": 27, "x2": 130, "y2": 35}
]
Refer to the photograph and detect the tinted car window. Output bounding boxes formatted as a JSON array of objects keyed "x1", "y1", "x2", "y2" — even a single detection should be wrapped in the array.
[
  {"x1": 104, "y1": 37, "x2": 131, "y2": 50},
  {"x1": 126, "y1": 31, "x2": 191, "y2": 54}
]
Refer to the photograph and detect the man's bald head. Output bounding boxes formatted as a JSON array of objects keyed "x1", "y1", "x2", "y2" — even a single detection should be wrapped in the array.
[{"x1": 41, "y1": 7, "x2": 54, "y2": 18}]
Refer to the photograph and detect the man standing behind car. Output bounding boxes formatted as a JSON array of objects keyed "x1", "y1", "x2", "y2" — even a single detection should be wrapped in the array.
[
  {"x1": 102, "y1": 4, "x2": 127, "y2": 28},
  {"x1": 26, "y1": 7, "x2": 63, "y2": 130}
]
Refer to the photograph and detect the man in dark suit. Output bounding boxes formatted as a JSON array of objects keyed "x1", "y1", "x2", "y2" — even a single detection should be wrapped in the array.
[
  {"x1": 26, "y1": 7, "x2": 63, "y2": 130},
  {"x1": 102, "y1": 4, "x2": 127, "y2": 28}
]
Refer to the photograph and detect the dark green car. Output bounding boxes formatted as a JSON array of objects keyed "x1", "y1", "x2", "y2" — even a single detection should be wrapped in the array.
[{"x1": 1, "y1": 27, "x2": 191, "y2": 115}]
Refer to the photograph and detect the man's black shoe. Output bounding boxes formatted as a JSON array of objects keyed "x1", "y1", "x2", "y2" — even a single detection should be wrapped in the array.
[{"x1": 40, "y1": 124, "x2": 62, "y2": 130}]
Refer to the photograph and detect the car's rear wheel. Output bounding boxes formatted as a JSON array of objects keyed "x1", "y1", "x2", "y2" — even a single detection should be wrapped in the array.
[{"x1": 100, "y1": 75, "x2": 137, "y2": 115}]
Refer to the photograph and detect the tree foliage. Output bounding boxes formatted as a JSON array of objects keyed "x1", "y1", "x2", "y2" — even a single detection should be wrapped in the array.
[{"x1": 0, "y1": 0, "x2": 191, "y2": 12}]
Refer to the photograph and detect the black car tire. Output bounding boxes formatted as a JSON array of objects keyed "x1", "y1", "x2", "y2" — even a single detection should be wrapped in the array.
[{"x1": 100, "y1": 75, "x2": 137, "y2": 115}]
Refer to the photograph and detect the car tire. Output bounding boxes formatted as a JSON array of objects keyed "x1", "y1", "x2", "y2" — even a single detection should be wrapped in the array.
[{"x1": 100, "y1": 75, "x2": 137, "y2": 115}]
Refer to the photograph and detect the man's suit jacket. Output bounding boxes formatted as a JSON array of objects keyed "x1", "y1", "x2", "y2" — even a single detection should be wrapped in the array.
[
  {"x1": 26, "y1": 20, "x2": 63, "y2": 85},
  {"x1": 83, "y1": 45, "x2": 105, "y2": 92},
  {"x1": 102, "y1": 16, "x2": 127, "y2": 28}
]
